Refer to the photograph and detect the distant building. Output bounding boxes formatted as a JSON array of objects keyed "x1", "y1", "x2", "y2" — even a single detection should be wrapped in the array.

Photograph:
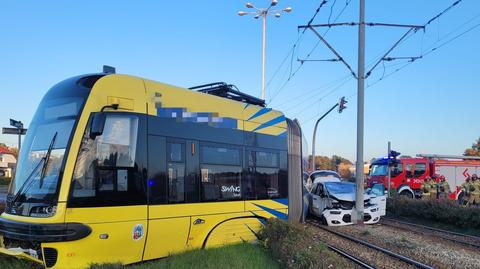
[{"x1": 0, "y1": 146, "x2": 16, "y2": 178}]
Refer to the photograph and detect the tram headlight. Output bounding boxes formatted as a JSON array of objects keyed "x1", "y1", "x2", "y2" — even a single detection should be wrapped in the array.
[{"x1": 30, "y1": 205, "x2": 57, "y2": 217}]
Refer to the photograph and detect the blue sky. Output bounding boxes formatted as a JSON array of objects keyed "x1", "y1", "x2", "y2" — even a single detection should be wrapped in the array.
[{"x1": 0, "y1": 0, "x2": 479, "y2": 161}]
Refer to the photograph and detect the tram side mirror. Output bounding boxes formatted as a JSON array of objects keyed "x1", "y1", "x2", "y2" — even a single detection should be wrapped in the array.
[{"x1": 90, "y1": 113, "x2": 106, "y2": 139}]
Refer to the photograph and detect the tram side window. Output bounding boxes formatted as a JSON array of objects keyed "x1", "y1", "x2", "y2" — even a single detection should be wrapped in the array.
[
  {"x1": 70, "y1": 114, "x2": 144, "y2": 206},
  {"x1": 167, "y1": 142, "x2": 185, "y2": 203},
  {"x1": 200, "y1": 144, "x2": 242, "y2": 201},
  {"x1": 251, "y1": 151, "x2": 282, "y2": 199}
]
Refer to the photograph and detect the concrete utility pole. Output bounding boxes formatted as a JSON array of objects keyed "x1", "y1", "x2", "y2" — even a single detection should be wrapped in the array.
[
  {"x1": 353, "y1": 0, "x2": 366, "y2": 225},
  {"x1": 298, "y1": 1, "x2": 424, "y2": 226}
]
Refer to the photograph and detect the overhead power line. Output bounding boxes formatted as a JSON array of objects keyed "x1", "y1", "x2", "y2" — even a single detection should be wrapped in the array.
[
  {"x1": 366, "y1": 10, "x2": 480, "y2": 89},
  {"x1": 268, "y1": 0, "x2": 353, "y2": 104},
  {"x1": 296, "y1": 0, "x2": 466, "y2": 82},
  {"x1": 265, "y1": 0, "x2": 332, "y2": 94},
  {"x1": 276, "y1": 1, "x2": 473, "y2": 120}
]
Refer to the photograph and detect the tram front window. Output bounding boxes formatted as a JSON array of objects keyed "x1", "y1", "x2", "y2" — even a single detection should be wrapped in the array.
[
  {"x1": 6, "y1": 98, "x2": 83, "y2": 217},
  {"x1": 6, "y1": 76, "x2": 94, "y2": 217}
]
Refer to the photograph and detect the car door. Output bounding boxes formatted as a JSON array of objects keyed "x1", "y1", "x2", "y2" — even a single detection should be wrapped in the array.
[
  {"x1": 311, "y1": 183, "x2": 328, "y2": 217},
  {"x1": 370, "y1": 183, "x2": 387, "y2": 216},
  {"x1": 412, "y1": 162, "x2": 427, "y2": 188}
]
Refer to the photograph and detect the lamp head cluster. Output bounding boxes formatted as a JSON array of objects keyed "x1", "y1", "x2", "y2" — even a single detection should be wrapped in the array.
[{"x1": 238, "y1": 1, "x2": 292, "y2": 19}]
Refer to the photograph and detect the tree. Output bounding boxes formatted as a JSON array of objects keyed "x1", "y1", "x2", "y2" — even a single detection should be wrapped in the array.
[
  {"x1": 331, "y1": 155, "x2": 352, "y2": 165},
  {"x1": 309, "y1": 154, "x2": 353, "y2": 174},
  {"x1": 464, "y1": 137, "x2": 480, "y2": 157},
  {"x1": 9, "y1": 147, "x2": 18, "y2": 160},
  {"x1": 338, "y1": 163, "x2": 353, "y2": 179}
]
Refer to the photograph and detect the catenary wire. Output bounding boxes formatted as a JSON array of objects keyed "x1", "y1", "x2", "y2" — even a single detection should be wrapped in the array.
[{"x1": 268, "y1": 0, "x2": 353, "y2": 104}]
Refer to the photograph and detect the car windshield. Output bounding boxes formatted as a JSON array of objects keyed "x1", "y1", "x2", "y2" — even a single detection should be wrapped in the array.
[
  {"x1": 324, "y1": 182, "x2": 355, "y2": 194},
  {"x1": 370, "y1": 164, "x2": 388, "y2": 176},
  {"x1": 6, "y1": 75, "x2": 98, "y2": 216}
]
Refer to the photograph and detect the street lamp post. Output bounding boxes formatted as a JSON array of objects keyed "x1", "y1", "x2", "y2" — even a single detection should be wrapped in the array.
[{"x1": 238, "y1": 1, "x2": 292, "y2": 100}]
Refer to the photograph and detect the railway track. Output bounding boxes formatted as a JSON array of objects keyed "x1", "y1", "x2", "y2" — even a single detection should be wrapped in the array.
[
  {"x1": 381, "y1": 217, "x2": 480, "y2": 249},
  {"x1": 307, "y1": 219, "x2": 436, "y2": 269},
  {"x1": 327, "y1": 244, "x2": 375, "y2": 269}
]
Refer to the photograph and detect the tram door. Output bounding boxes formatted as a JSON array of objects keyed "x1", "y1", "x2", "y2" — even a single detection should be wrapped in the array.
[{"x1": 143, "y1": 136, "x2": 192, "y2": 260}]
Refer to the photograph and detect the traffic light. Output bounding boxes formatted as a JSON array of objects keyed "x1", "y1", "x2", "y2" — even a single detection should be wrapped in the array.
[
  {"x1": 388, "y1": 150, "x2": 401, "y2": 167},
  {"x1": 338, "y1": 96, "x2": 347, "y2": 113}
]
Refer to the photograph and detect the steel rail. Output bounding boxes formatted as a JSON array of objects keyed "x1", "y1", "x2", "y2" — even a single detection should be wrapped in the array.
[
  {"x1": 382, "y1": 218, "x2": 480, "y2": 244},
  {"x1": 307, "y1": 220, "x2": 436, "y2": 269},
  {"x1": 327, "y1": 244, "x2": 376, "y2": 269}
]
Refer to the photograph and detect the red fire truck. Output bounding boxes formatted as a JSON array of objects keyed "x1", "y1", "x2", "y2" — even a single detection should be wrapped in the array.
[{"x1": 367, "y1": 154, "x2": 480, "y2": 200}]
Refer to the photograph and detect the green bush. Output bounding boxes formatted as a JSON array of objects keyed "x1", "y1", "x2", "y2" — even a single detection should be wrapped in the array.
[
  {"x1": 387, "y1": 197, "x2": 480, "y2": 229},
  {"x1": 259, "y1": 219, "x2": 349, "y2": 269},
  {"x1": 0, "y1": 177, "x2": 11, "y2": 185}
]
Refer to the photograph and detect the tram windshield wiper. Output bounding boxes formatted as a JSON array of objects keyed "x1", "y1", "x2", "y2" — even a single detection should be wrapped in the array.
[{"x1": 9, "y1": 132, "x2": 58, "y2": 206}]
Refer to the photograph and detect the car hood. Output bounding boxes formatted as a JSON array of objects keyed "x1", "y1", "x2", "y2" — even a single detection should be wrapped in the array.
[{"x1": 330, "y1": 192, "x2": 374, "y2": 202}]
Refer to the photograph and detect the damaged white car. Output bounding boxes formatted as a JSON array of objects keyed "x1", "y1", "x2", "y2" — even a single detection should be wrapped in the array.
[{"x1": 309, "y1": 177, "x2": 386, "y2": 226}]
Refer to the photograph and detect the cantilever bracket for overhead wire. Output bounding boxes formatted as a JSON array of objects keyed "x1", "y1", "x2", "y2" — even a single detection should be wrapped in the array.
[
  {"x1": 297, "y1": 22, "x2": 425, "y2": 80},
  {"x1": 297, "y1": 58, "x2": 340, "y2": 64},
  {"x1": 307, "y1": 26, "x2": 358, "y2": 79},
  {"x1": 383, "y1": 56, "x2": 423, "y2": 62},
  {"x1": 365, "y1": 24, "x2": 424, "y2": 78}
]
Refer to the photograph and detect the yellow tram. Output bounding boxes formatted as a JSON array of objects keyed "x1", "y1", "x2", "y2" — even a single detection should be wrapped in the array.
[{"x1": 0, "y1": 69, "x2": 304, "y2": 268}]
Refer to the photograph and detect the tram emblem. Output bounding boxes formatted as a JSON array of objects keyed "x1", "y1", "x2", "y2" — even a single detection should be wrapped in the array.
[{"x1": 132, "y1": 224, "x2": 144, "y2": 241}]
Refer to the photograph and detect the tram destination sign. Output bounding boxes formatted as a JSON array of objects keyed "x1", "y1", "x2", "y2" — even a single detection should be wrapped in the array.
[{"x1": 2, "y1": 127, "x2": 27, "y2": 135}]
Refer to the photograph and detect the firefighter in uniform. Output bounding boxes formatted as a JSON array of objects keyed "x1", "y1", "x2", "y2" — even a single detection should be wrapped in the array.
[
  {"x1": 461, "y1": 176, "x2": 472, "y2": 206},
  {"x1": 438, "y1": 175, "x2": 450, "y2": 200},
  {"x1": 471, "y1": 174, "x2": 480, "y2": 205},
  {"x1": 429, "y1": 175, "x2": 439, "y2": 200},
  {"x1": 421, "y1": 176, "x2": 433, "y2": 200}
]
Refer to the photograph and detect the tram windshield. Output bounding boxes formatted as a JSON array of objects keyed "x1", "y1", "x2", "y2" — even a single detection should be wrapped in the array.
[{"x1": 6, "y1": 76, "x2": 96, "y2": 217}]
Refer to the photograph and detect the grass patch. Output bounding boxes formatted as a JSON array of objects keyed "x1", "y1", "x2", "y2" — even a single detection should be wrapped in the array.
[
  {"x1": 259, "y1": 218, "x2": 350, "y2": 269},
  {"x1": 360, "y1": 230, "x2": 370, "y2": 236},
  {"x1": 387, "y1": 197, "x2": 480, "y2": 234},
  {"x1": 1, "y1": 243, "x2": 280, "y2": 269}
]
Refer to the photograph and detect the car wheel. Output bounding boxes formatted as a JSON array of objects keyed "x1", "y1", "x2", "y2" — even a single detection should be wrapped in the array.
[{"x1": 320, "y1": 215, "x2": 327, "y2": 225}]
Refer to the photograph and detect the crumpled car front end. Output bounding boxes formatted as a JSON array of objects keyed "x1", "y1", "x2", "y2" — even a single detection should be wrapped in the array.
[{"x1": 322, "y1": 196, "x2": 381, "y2": 226}]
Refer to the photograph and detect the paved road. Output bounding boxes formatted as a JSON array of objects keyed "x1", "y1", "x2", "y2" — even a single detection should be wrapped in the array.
[{"x1": 0, "y1": 186, "x2": 7, "y2": 202}]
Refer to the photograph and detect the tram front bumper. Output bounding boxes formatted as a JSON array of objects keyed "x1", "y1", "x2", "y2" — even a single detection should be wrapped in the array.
[
  {"x1": 0, "y1": 217, "x2": 92, "y2": 266},
  {"x1": 0, "y1": 239, "x2": 43, "y2": 264}
]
